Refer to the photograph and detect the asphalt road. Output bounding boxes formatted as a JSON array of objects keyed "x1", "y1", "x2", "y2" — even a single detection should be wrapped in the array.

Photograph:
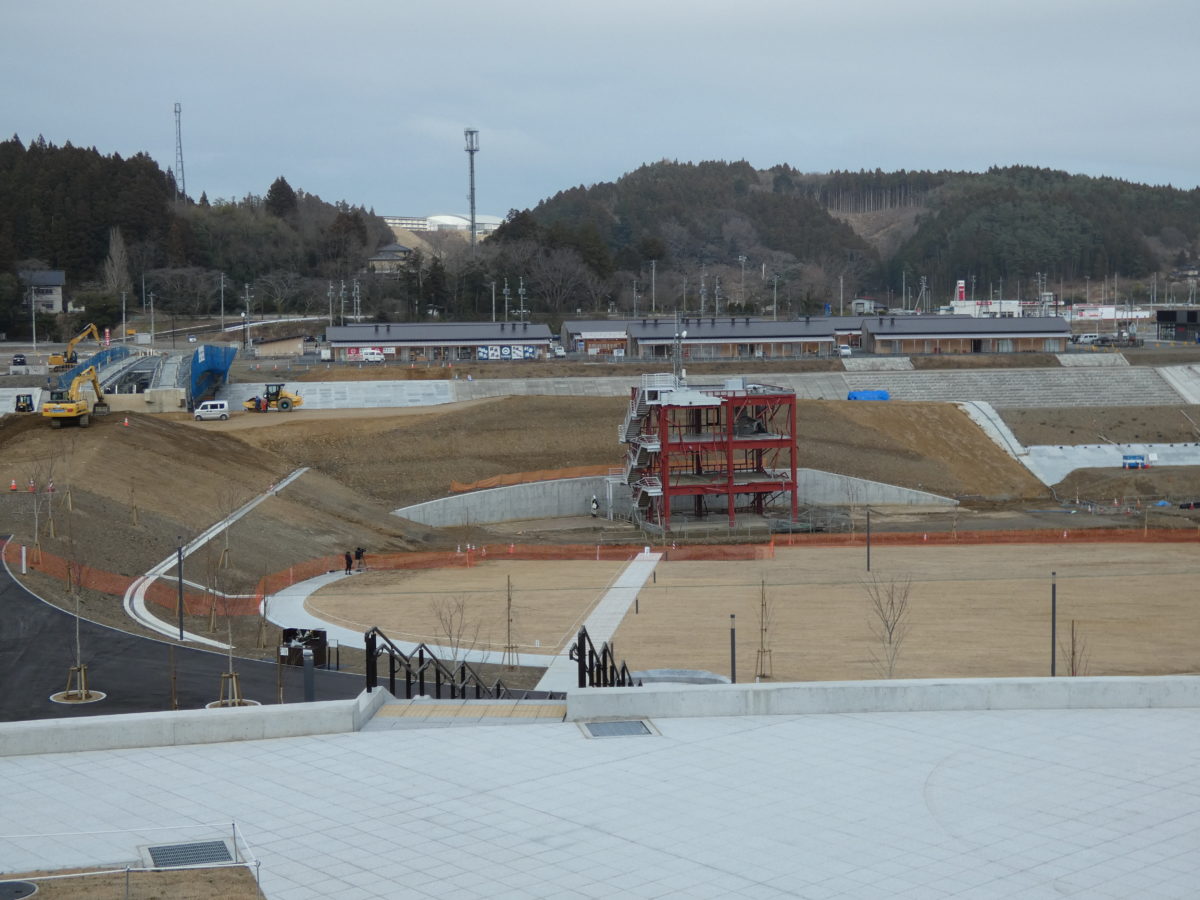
[{"x1": 0, "y1": 537, "x2": 364, "y2": 722}]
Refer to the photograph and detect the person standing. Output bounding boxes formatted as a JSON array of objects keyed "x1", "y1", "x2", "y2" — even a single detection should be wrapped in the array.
[
  {"x1": 590, "y1": 495, "x2": 599, "y2": 518},
  {"x1": 355, "y1": 547, "x2": 366, "y2": 571},
  {"x1": 344, "y1": 550, "x2": 353, "y2": 575}
]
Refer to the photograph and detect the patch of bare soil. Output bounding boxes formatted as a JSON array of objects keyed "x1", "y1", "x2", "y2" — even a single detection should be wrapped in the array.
[
  {"x1": 232, "y1": 396, "x2": 629, "y2": 507},
  {"x1": 1054, "y1": 466, "x2": 1200, "y2": 507},
  {"x1": 232, "y1": 356, "x2": 846, "y2": 384},
  {"x1": 1125, "y1": 346, "x2": 1200, "y2": 366},
  {"x1": 910, "y1": 353, "x2": 1061, "y2": 369},
  {"x1": 6, "y1": 865, "x2": 264, "y2": 899},
  {"x1": 796, "y1": 400, "x2": 1050, "y2": 503},
  {"x1": 828, "y1": 205, "x2": 925, "y2": 258},
  {"x1": 1000, "y1": 405, "x2": 1200, "y2": 445}
]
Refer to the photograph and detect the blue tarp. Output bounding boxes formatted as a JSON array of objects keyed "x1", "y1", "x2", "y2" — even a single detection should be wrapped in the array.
[
  {"x1": 188, "y1": 344, "x2": 238, "y2": 404},
  {"x1": 847, "y1": 390, "x2": 890, "y2": 401}
]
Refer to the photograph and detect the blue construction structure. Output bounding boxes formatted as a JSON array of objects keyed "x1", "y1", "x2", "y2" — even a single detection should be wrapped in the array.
[
  {"x1": 188, "y1": 344, "x2": 238, "y2": 404},
  {"x1": 54, "y1": 346, "x2": 133, "y2": 389}
]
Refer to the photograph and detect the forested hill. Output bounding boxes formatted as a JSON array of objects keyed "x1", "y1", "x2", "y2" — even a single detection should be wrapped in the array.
[
  {"x1": 0, "y1": 135, "x2": 390, "y2": 336},
  {"x1": 496, "y1": 161, "x2": 1200, "y2": 306}
]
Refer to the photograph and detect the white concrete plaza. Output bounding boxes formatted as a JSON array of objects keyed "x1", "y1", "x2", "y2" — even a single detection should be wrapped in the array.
[{"x1": 3, "y1": 702, "x2": 1199, "y2": 899}]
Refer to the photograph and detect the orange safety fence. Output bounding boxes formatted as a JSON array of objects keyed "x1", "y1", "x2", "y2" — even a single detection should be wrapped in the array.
[
  {"x1": 2, "y1": 540, "x2": 260, "y2": 616},
  {"x1": 450, "y1": 465, "x2": 613, "y2": 493},
  {"x1": 769, "y1": 526, "x2": 1200, "y2": 549}
]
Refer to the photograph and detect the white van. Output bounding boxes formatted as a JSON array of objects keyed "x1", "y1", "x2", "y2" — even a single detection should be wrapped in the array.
[
  {"x1": 194, "y1": 400, "x2": 230, "y2": 421},
  {"x1": 360, "y1": 349, "x2": 385, "y2": 363},
  {"x1": 1073, "y1": 333, "x2": 1100, "y2": 345}
]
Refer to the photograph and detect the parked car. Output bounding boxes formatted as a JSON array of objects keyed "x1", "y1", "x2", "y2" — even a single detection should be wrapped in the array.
[
  {"x1": 552, "y1": 345, "x2": 566, "y2": 358},
  {"x1": 837, "y1": 344, "x2": 852, "y2": 357},
  {"x1": 12, "y1": 353, "x2": 27, "y2": 366}
]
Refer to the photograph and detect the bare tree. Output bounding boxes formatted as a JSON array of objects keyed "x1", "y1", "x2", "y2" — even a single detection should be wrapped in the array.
[
  {"x1": 755, "y1": 578, "x2": 773, "y2": 680},
  {"x1": 103, "y1": 226, "x2": 134, "y2": 297},
  {"x1": 431, "y1": 596, "x2": 483, "y2": 663},
  {"x1": 864, "y1": 575, "x2": 912, "y2": 678},
  {"x1": 1059, "y1": 619, "x2": 1089, "y2": 677}
]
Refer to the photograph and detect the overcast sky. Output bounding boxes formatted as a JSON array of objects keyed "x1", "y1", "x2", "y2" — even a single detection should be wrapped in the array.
[{"x1": 4, "y1": 1, "x2": 1197, "y2": 218}]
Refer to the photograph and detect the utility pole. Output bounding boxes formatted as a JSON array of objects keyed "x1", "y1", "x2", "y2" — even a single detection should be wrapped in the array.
[
  {"x1": 490, "y1": 281, "x2": 496, "y2": 322},
  {"x1": 650, "y1": 260, "x2": 656, "y2": 314},
  {"x1": 517, "y1": 277, "x2": 526, "y2": 319},
  {"x1": 502, "y1": 278, "x2": 510, "y2": 321},
  {"x1": 327, "y1": 281, "x2": 334, "y2": 328},
  {"x1": 738, "y1": 255, "x2": 747, "y2": 308},
  {"x1": 30, "y1": 285, "x2": 37, "y2": 353},
  {"x1": 121, "y1": 291, "x2": 127, "y2": 344},
  {"x1": 773, "y1": 274, "x2": 780, "y2": 321},
  {"x1": 219, "y1": 273, "x2": 225, "y2": 330},
  {"x1": 149, "y1": 291, "x2": 155, "y2": 342},
  {"x1": 699, "y1": 270, "x2": 707, "y2": 316},
  {"x1": 838, "y1": 275, "x2": 843, "y2": 316},
  {"x1": 632, "y1": 280, "x2": 639, "y2": 318}
]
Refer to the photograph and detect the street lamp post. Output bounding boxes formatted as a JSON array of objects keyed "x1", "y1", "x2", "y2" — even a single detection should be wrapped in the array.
[{"x1": 176, "y1": 537, "x2": 185, "y2": 641}]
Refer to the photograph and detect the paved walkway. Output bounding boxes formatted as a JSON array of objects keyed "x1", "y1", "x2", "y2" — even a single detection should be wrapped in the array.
[
  {"x1": 535, "y1": 551, "x2": 662, "y2": 693},
  {"x1": 264, "y1": 552, "x2": 664, "y2": 684}
]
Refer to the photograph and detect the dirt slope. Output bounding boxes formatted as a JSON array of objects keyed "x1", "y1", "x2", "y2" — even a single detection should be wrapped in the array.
[
  {"x1": 232, "y1": 396, "x2": 629, "y2": 507},
  {"x1": 0, "y1": 412, "x2": 437, "y2": 592},
  {"x1": 797, "y1": 400, "x2": 1049, "y2": 502}
]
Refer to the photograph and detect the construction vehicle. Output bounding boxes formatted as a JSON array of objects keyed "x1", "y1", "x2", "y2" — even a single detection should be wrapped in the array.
[
  {"x1": 48, "y1": 323, "x2": 103, "y2": 370},
  {"x1": 14, "y1": 394, "x2": 35, "y2": 413},
  {"x1": 41, "y1": 366, "x2": 110, "y2": 427},
  {"x1": 244, "y1": 383, "x2": 304, "y2": 412}
]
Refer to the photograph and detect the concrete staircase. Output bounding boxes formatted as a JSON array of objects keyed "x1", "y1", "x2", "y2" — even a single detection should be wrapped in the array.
[{"x1": 844, "y1": 367, "x2": 1183, "y2": 408}]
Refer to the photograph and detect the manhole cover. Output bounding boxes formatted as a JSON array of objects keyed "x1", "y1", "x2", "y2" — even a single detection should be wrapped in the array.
[
  {"x1": 145, "y1": 840, "x2": 232, "y2": 867},
  {"x1": 0, "y1": 882, "x2": 38, "y2": 899},
  {"x1": 584, "y1": 720, "x2": 651, "y2": 738}
]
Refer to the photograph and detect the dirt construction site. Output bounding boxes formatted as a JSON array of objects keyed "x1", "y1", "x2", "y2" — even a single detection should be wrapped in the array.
[{"x1": 3, "y1": 363, "x2": 1200, "y2": 689}]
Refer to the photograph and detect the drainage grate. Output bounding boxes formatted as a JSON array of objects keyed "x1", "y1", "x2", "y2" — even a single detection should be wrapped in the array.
[
  {"x1": 146, "y1": 840, "x2": 232, "y2": 868},
  {"x1": 584, "y1": 720, "x2": 651, "y2": 738}
]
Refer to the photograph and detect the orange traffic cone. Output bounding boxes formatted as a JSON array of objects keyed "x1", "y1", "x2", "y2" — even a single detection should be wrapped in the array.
[
  {"x1": 27, "y1": 479, "x2": 35, "y2": 492},
  {"x1": 8, "y1": 479, "x2": 16, "y2": 491},
  {"x1": 46, "y1": 480, "x2": 54, "y2": 493},
  {"x1": 122, "y1": 416, "x2": 129, "y2": 427}
]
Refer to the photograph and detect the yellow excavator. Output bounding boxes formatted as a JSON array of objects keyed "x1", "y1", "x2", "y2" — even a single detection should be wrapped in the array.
[
  {"x1": 48, "y1": 323, "x2": 103, "y2": 370},
  {"x1": 41, "y1": 366, "x2": 111, "y2": 427},
  {"x1": 244, "y1": 383, "x2": 304, "y2": 412}
]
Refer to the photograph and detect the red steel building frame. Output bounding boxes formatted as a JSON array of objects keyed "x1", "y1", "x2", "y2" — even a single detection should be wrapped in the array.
[{"x1": 623, "y1": 377, "x2": 798, "y2": 532}]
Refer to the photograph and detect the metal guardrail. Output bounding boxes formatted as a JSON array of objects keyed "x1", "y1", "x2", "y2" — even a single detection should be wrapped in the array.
[
  {"x1": 364, "y1": 627, "x2": 518, "y2": 700},
  {"x1": 568, "y1": 626, "x2": 639, "y2": 689}
]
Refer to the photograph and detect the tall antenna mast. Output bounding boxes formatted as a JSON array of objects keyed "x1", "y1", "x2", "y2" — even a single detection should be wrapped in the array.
[
  {"x1": 173, "y1": 102, "x2": 186, "y2": 203},
  {"x1": 464, "y1": 128, "x2": 479, "y2": 253}
]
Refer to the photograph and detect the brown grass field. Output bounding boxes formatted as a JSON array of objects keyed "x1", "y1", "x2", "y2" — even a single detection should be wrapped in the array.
[
  {"x1": 310, "y1": 543, "x2": 1200, "y2": 682},
  {"x1": 3, "y1": 866, "x2": 264, "y2": 899}
]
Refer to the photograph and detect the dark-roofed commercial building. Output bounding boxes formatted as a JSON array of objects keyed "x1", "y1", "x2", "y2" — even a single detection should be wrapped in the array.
[
  {"x1": 326, "y1": 322, "x2": 554, "y2": 362},
  {"x1": 628, "y1": 316, "x2": 838, "y2": 360},
  {"x1": 861, "y1": 315, "x2": 1071, "y2": 355},
  {"x1": 560, "y1": 320, "x2": 634, "y2": 356}
]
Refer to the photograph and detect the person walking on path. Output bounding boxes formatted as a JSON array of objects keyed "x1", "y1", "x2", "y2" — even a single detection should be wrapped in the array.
[
  {"x1": 344, "y1": 550, "x2": 353, "y2": 575},
  {"x1": 354, "y1": 547, "x2": 366, "y2": 571}
]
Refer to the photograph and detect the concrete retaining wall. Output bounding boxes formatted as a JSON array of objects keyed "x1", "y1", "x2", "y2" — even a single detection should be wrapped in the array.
[
  {"x1": 567, "y1": 675, "x2": 1200, "y2": 722},
  {"x1": 0, "y1": 688, "x2": 389, "y2": 758},
  {"x1": 395, "y1": 476, "x2": 633, "y2": 526},
  {"x1": 795, "y1": 468, "x2": 957, "y2": 507},
  {"x1": 396, "y1": 470, "x2": 953, "y2": 527}
]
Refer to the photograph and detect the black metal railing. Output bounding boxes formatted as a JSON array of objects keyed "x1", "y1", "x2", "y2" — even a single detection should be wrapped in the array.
[
  {"x1": 364, "y1": 627, "x2": 517, "y2": 700},
  {"x1": 569, "y1": 626, "x2": 640, "y2": 689}
]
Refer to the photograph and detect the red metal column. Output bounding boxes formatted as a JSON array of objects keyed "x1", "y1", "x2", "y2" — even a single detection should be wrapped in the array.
[
  {"x1": 789, "y1": 395, "x2": 798, "y2": 521},
  {"x1": 659, "y1": 403, "x2": 672, "y2": 532},
  {"x1": 726, "y1": 398, "x2": 736, "y2": 527}
]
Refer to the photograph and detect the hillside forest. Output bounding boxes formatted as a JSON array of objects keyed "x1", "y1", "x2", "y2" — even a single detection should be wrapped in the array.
[{"x1": 1, "y1": 134, "x2": 1198, "y2": 340}]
